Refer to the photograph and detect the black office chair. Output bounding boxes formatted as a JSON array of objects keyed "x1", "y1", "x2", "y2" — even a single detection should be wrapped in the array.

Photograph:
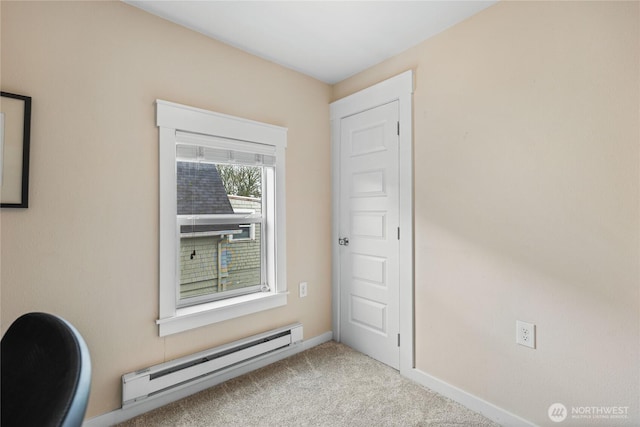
[{"x1": 1, "y1": 312, "x2": 92, "y2": 427}]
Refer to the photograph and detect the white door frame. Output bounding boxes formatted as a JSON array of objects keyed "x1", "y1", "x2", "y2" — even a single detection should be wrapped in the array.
[{"x1": 330, "y1": 70, "x2": 414, "y2": 375}]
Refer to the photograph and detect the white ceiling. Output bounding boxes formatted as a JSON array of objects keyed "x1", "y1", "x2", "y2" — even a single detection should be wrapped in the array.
[{"x1": 125, "y1": 1, "x2": 497, "y2": 84}]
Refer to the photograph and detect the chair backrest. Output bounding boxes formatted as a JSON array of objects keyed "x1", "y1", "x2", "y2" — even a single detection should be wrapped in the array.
[{"x1": 1, "y1": 312, "x2": 92, "y2": 427}]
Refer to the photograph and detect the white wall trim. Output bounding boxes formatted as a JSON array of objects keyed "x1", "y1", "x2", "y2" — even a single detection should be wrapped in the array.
[
  {"x1": 157, "y1": 292, "x2": 288, "y2": 337},
  {"x1": 156, "y1": 100, "x2": 287, "y2": 147},
  {"x1": 330, "y1": 70, "x2": 415, "y2": 120},
  {"x1": 329, "y1": 69, "x2": 414, "y2": 375},
  {"x1": 83, "y1": 331, "x2": 333, "y2": 427},
  {"x1": 406, "y1": 368, "x2": 536, "y2": 427}
]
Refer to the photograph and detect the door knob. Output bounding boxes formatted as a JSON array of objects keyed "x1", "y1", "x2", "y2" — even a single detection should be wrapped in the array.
[{"x1": 338, "y1": 237, "x2": 350, "y2": 246}]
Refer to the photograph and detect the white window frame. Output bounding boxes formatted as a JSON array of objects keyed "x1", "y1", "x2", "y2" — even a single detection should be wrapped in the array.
[{"x1": 156, "y1": 100, "x2": 287, "y2": 337}]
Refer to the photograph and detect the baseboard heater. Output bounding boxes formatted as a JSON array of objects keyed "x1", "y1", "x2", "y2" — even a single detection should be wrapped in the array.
[{"x1": 122, "y1": 323, "x2": 303, "y2": 406}]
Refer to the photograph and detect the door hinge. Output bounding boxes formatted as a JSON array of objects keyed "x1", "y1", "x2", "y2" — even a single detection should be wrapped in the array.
[
  {"x1": 397, "y1": 227, "x2": 400, "y2": 240},
  {"x1": 397, "y1": 121, "x2": 400, "y2": 136},
  {"x1": 397, "y1": 334, "x2": 400, "y2": 347}
]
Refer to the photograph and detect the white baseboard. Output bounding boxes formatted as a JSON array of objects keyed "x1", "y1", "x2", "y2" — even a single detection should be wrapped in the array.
[
  {"x1": 83, "y1": 331, "x2": 333, "y2": 427},
  {"x1": 406, "y1": 368, "x2": 536, "y2": 427}
]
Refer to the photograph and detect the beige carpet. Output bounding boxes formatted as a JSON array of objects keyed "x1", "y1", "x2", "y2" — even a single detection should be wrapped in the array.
[{"x1": 118, "y1": 341, "x2": 499, "y2": 427}]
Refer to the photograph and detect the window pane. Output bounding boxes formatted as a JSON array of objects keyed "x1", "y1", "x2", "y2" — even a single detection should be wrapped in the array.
[{"x1": 176, "y1": 155, "x2": 265, "y2": 303}]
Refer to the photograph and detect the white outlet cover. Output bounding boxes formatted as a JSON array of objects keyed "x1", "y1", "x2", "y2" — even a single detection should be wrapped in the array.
[
  {"x1": 516, "y1": 320, "x2": 536, "y2": 349},
  {"x1": 299, "y1": 282, "x2": 308, "y2": 298}
]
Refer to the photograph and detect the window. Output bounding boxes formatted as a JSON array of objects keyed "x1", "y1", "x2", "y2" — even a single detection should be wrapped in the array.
[
  {"x1": 176, "y1": 144, "x2": 270, "y2": 305},
  {"x1": 156, "y1": 100, "x2": 287, "y2": 337},
  {"x1": 227, "y1": 206, "x2": 257, "y2": 242}
]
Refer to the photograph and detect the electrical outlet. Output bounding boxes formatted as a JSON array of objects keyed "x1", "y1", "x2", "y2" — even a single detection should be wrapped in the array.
[
  {"x1": 516, "y1": 320, "x2": 536, "y2": 349},
  {"x1": 299, "y1": 282, "x2": 308, "y2": 298}
]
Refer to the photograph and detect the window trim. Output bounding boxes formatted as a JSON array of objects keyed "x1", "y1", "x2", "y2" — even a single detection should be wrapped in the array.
[{"x1": 156, "y1": 100, "x2": 287, "y2": 337}]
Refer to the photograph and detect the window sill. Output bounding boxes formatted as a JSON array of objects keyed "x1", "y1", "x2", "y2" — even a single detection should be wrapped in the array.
[{"x1": 156, "y1": 292, "x2": 288, "y2": 337}]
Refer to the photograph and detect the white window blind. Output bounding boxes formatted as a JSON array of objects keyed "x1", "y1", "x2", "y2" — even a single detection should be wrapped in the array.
[{"x1": 176, "y1": 131, "x2": 276, "y2": 167}]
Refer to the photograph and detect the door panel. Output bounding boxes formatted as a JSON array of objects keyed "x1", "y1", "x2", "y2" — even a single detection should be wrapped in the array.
[
  {"x1": 351, "y1": 169, "x2": 386, "y2": 197},
  {"x1": 351, "y1": 211, "x2": 386, "y2": 239},
  {"x1": 339, "y1": 101, "x2": 399, "y2": 369}
]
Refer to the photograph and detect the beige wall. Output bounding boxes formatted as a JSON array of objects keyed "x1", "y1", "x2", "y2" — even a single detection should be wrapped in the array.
[
  {"x1": 334, "y1": 1, "x2": 639, "y2": 425},
  {"x1": 0, "y1": 1, "x2": 332, "y2": 418},
  {"x1": 2, "y1": 0, "x2": 638, "y2": 425}
]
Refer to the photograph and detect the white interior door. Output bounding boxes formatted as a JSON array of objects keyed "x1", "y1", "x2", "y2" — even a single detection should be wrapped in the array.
[{"x1": 339, "y1": 101, "x2": 399, "y2": 370}]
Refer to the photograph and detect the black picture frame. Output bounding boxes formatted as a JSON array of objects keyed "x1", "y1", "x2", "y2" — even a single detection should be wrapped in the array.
[{"x1": 1, "y1": 91, "x2": 31, "y2": 208}]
